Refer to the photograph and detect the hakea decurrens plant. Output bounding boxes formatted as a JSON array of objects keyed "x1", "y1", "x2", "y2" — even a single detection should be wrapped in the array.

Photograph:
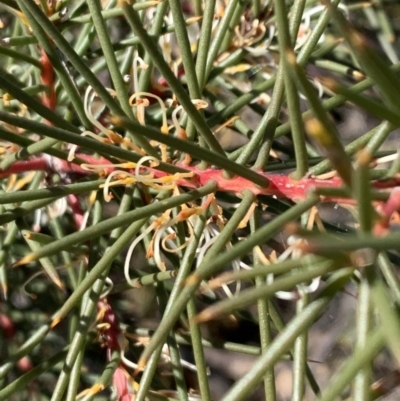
[{"x1": 2, "y1": 1, "x2": 400, "y2": 401}]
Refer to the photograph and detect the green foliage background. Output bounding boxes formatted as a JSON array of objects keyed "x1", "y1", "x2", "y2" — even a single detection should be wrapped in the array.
[{"x1": 1, "y1": 0, "x2": 400, "y2": 400}]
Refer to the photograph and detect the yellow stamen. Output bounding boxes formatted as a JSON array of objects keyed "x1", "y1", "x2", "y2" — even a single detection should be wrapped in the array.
[{"x1": 76, "y1": 384, "x2": 105, "y2": 400}]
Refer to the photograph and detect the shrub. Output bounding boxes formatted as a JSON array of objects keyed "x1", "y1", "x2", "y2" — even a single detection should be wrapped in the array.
[{"x1": 1, "y1": 0, "x2": 400, "y2": 400}]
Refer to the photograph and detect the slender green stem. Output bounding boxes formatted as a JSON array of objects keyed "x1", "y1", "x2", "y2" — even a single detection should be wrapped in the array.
[
  {"x1": 0, "y1": 221, "x2": 18, "y2": 299},
  {"x1": 65, "y1": 320, "x2": 86, "y2": 401},
  {"x1": 195, "y1": 0, "x2": 217, "y2": 90},
  {"x1": 73, "y1": 15, "x2": 96, "y2": 56},
  {"x1": 204, "y1": 255, "x2": 331, "y2": 286},
  {"x1": 15, "y1": 0, "x2": 91, "y2": 129},
  {"x1": 83, "y1": 0, "x2": 123, "y2": 106},
  {"x1": 271, "y1": 0, "x2": 307, "y2": 177},
  {"x1": 167, "y1": 0, "x2": 202, "y2": 145},
  {"x1": 18, "y1": 218, "x2": 63, "y2": 293},
  {"x1": 0, "y1": 45, "x2": 41, "y2": 68},
  {"x1": 51, "y1": 195, "x2": 104, "y2": 401},
  {"x1": 292, "y1": 291, "x2": 309, "y2": 401},
  {"x1": 169, "y1": 0, "x2": 200, "y2": 99},
  {"x1": 289, "y1": 55, "x2": 353, "y2": 186},
  {"x1": 133, "y1": 327, "x2": 290, "y2": 357},
  {"x1": 251, "y1": 209, "x2": 276, "y2": 401},
  {"x1": 122, "y1": 5, "x2": 226, "y2": 156},
  {"x1": 365, "y1": 121, "x2": 395, "y2": 155},
  {"x1": 205, "y1": 0, "x2": 242, "y2": 82},
  {"x1": 1, "y1": 35, "x2": 38, "y2": 46},
  {"x1": 368, "y1": 272, "x2": 400, "y2": 363},
  {"x1": 314, "y1": 59, "x2": 364, "y2": 78},
  {"x1": 182, "y1": 215, "x2": 212, "y2": 401},
  {"x1": 138, "y1": 1, "x2": 169, "y2": 93},
  {"x1": 84, "y1": 17, "x2": 201, "y2": 59},
  {"x1": 219, "y1": 0, "x2": 246, "y2": 55},
  {"x1": 0, "y1": 180, "x2": 105, "y2": 205},
  {"x1": 354, "y1": 151, "x2": 373, "y2": 233},
  {"x1": 352, "y1": 276, "x2": 371, "y2": 401},
  {"x1": 111, "y1": 270, "x2": 177, "y2": 293},
  {"x1": 186, "y1": 299, "x2": 212, "y2": 401},
  {"x1": 51, "y1": 283, "x2": 103, "y2": 401},
  {"x1": 157, "y1": 284, "x2": 189, "y2": 401},
  {"x1": 238, "y1": 71, "x2": 283, "y2": 166},
  {"x1": 0, "y1": 197, "x2": 60, "y2": 226},
  {"x1": 304, "y1": 231, "x2": 400, "y2": 254},
  {"x1": 377, "y1": 252, "x2": 400, "y2": 305},
  {"x1": 0, "y1": 137, "x2": 62, "y2": 170},
  {"x1": 352, "y1": 146, "x2": 374, "y2": 400},
  {"x1": 371, "y1": 0, "x2": 398, "y2": 62},
  {"x1": 326, "y1": 81, "x2": 400, "y2": 128},
  {"x1": 88, "y1": 350, "x2": 121, "y2": 399},
  {"x1": 50, "y1": 217, "x2": 148, "y2": 335}
]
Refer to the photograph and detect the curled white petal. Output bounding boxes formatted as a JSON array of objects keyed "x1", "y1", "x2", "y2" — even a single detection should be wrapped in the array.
[
  {"x1": 83, "y1": 86, "x2": 113, "y2": 137},
  {"x1": 100, "y1": 277, "x2": 114, "y2": 298},
  {"x1": 129, "y1": 91, "x2": 168, "y2": 132},
  {"x1": 68, "y1": 131, "x2": 106, "y2": 162},
  {"x1": 124, "y1": 224, "x2": 156, "y2": 287},
  {"x1": 298, "y1": 276, "x2": 321, "y2": 294},
  {"x1": 171, "y1": 105, "x2": 184, "y2": 133}
]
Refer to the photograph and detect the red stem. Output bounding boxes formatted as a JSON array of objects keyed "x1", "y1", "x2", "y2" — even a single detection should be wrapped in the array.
[
  {"x1": 39, "y1": 49, "x2": 56, "y2": 113},
  {"x1": 0, "y1": 158, "x2": 48, "y2": 177},
  {"x1": 67, "y1": 194, "x2": 85, "y2": 229},
  {"x1": 2, "y1": 155, "x2": 400, "y2": 234},
  {"x1": 1, "y1": 154, "x2": 400, "y2": 203}
]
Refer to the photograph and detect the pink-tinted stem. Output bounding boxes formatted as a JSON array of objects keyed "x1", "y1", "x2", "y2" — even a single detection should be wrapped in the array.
[{"x1": 1, "y1": 154, "x2": 400, "y2": 203}]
